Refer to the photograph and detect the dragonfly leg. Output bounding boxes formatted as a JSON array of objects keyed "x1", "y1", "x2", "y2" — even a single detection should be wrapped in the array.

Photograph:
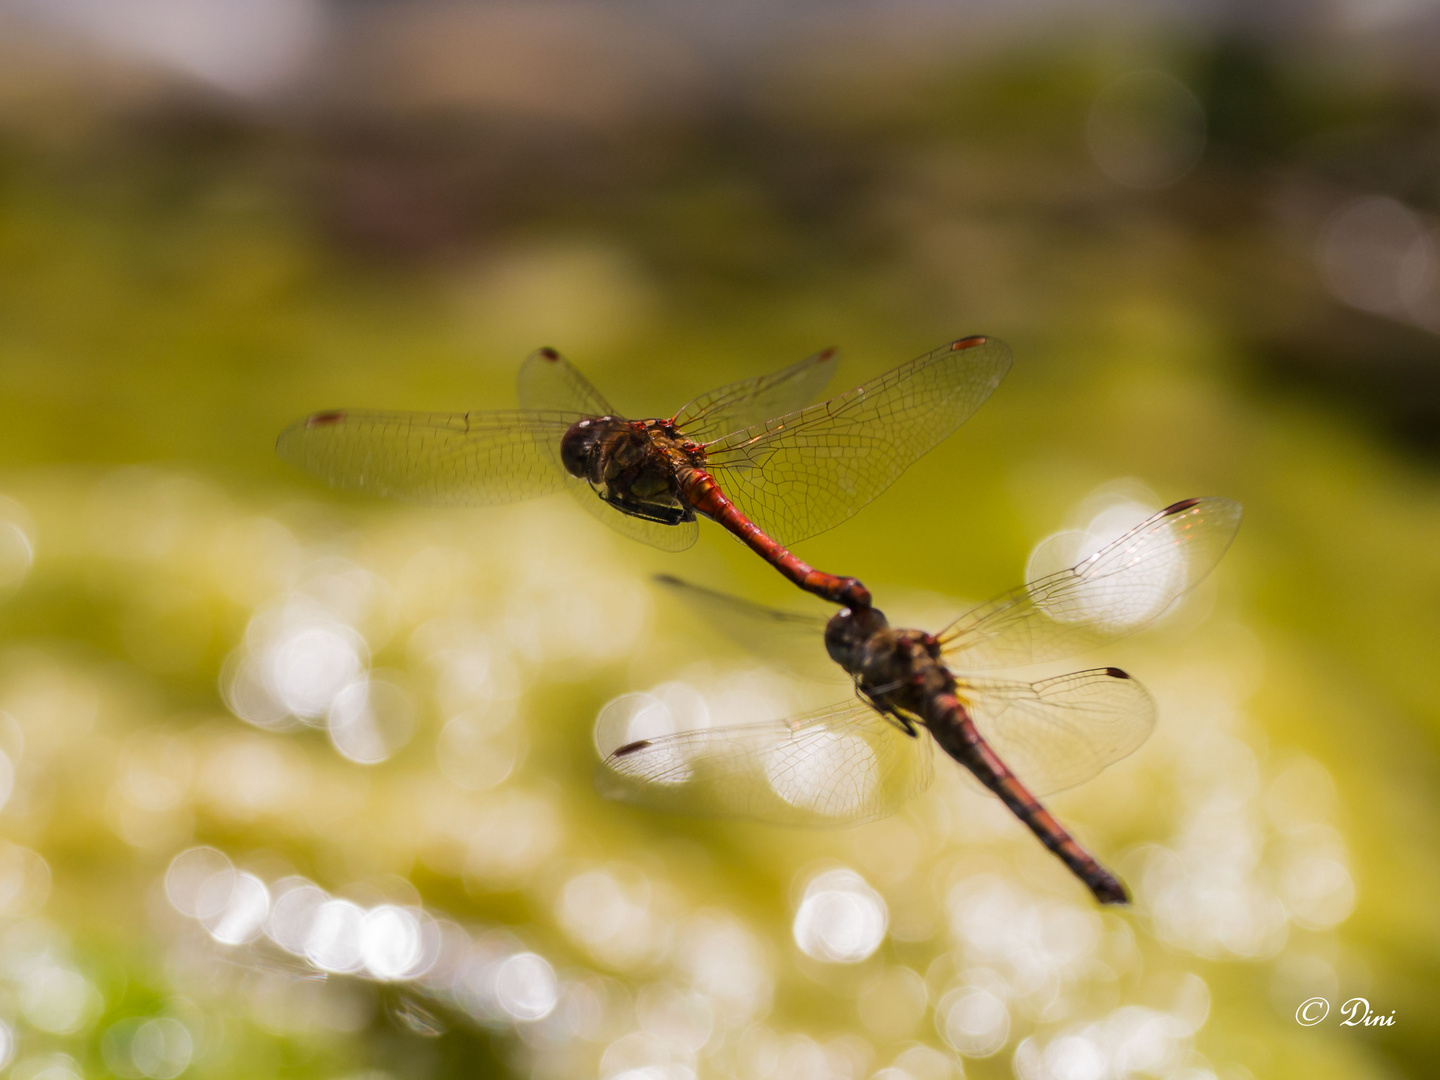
[
  {"x1": 601, "y1": 491, "x2": 693, "y2": 526},
  {"x1": 855, "y1": 685, "x2": 919, "y2": 736},
  {"x1": 927, "y1": 694, "x2": 1129, "y2": 905},
  {"x1": 891, "y1": 711, "x2": 921, "y2": 737}
]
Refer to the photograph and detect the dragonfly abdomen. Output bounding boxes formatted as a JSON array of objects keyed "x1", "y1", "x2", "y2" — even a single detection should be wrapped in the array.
[
  {"x1": 676, "y1": 467, "x2": 872, "y2": 608},
  {"x1": 925, "y1": 692, "x2": 1129, "y2": 905}
]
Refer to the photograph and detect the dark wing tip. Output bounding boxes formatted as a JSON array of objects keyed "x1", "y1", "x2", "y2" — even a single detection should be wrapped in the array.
[
  {"x1": 306, "y1": 411, "x2": 347, "y2": 428},
  {"x1": 612, "y1": 739, "x2": 652, "y2": 758},
  {"x1": 950, "y1": 335, "x2": 988, "y2": 350},
  {"x1": 538, "y1": 347, "x2": 561, "y2": 361},
  {"x1": 1163, "y1": 497, "x2": 1203, "y2": 515},
  {"x1": 653, "y1": 574, "x2": 685, "y2": 587},
  {"x1": 1104, "y1": 667, "x2": 1131, "y2": 680},
  {"x1": 818, "y1": 347, "x2": 838, "y2": 362}
]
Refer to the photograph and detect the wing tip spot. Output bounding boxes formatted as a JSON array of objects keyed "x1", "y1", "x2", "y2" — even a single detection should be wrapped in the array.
[
  {"x1": 538, "y1": 347, "x2": 561, "y2": 361},
  {"x1": 307, "y1": 411, "x2": 346, "y2": 428},
  {"x1": 1163, "y1": 497, "x2": 1202, "y2": 515},
  {"x1": 613, "y1": 739, "x2": 651, "y2": 758},
  {"x1": 950, "y1": 335, "x2": 988, "y2": 350},
  {"x1": 1104, "y1": 667, "x2": 1131, "y2": 680}
]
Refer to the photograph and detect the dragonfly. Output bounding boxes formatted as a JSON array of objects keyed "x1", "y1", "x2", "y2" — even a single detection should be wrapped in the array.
[
  {"x1": 276, "y1": 337, "x2": 1011, "y2": 607},
  {"x1": 597, "y1": 497, "x2": 1243, "y2": 904}
]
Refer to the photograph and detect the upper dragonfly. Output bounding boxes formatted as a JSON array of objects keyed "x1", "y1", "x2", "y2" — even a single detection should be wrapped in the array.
[
  {"x1": 598, "y1": 498, "x2": 1243, "y2": 905},
  {"x1": 276, "y1": 337, "x2": 1012, "y2": 607}
]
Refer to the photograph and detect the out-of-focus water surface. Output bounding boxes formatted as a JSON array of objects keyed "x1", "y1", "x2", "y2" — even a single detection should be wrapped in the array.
[{"x1": 0, "y1": 3, "x2": 1437, "y2": 1078}]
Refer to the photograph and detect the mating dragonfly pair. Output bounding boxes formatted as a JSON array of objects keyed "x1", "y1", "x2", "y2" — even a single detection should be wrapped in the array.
[{"x1": 279, "y1": 339, "x2": 1240, "y2": 905}]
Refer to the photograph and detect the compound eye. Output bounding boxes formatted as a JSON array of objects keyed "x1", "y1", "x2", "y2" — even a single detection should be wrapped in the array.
[
  {"x1": 824, "y1": 611, "x2": 856, "y2": 667},
  {"x1": 560, "y1": 420, "x2": 597, "y2": 479}
]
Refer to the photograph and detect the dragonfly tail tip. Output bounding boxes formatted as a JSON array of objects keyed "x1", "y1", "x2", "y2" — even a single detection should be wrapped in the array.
[{"x1": 1093, "y1": 876, "x2": 1131, "y2": 905}]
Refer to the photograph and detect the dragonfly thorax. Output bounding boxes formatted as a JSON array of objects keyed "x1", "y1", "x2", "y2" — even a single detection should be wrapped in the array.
[
  {"x1": 561, "y1": 417, "x2": 697, "y2": 526},
  {"x1": 827, "y1": 608, "x2": 950, "y2": 713}
]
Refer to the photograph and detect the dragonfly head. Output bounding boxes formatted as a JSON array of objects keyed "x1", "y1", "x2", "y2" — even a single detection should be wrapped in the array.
[
  {"x1": 560, "y1": 418, "x2": 609, "y2": 480},
  {"x1": 824, "y1": 604, "x2": 889, "y2": 669}
]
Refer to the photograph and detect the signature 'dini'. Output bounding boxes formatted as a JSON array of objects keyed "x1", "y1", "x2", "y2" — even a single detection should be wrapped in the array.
[
  {"x1": 1339, "y1": 998, "x2": 1396, "y2": 1027},
  {"x1": 1296, "y1": 996, "x2": 1396, "y2": 1027}
]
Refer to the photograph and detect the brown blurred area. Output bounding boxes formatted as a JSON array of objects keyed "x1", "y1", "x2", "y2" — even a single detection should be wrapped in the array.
[{"x1": 6, "y1": 1, "x2": 1440, "y2": 449}]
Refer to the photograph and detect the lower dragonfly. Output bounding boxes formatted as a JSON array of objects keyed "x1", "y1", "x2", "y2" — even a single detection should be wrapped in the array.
[
  {"x1": 598, "y1": 497, "x2": 1242, "y2": 905},
  {"x1": 277, "y1": 338, "x2": 1011, "y2": 607}
]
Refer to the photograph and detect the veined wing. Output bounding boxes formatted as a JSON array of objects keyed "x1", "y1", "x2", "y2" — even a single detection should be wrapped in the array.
[
  {"x1": 596, "y1": 697, "x2": 932, "y2": 826},
  {"x1": 961, "y1": 668, "x2": 1155, "y2": 796},
  {"x1": 516, "y1": 347, "x2": 614, "y2": 416},
  {"x1": 702, "y1": 336, "x2": 1012, "y2": 546},
  {"x1": 672, "y1": 347, "x2": 839, "y2": 444},
  {"x1": 939, "y1": 497, "x2": 1243, "y2": 670},
  {"x1": 276, "y1": 409, "x2": 579, "y2": 506},
  {"x1": 651, "y1": 575, "x2": 839, "y2": 681}
]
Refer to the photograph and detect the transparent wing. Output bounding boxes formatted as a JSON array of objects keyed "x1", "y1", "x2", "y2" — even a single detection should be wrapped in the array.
[
  {"x1": 596, "y1": 697, "x2": 932, "y2": 826},
  {"x1": 702, "y1": 336, "x2": 1012, "y2": 545},
  {"x1": 672, "y1": 347, "x2": 839, "y2": 444},
  {"x1": 651, "y1": 575, "x2": 838, "y2": 681},
  {"x1": 275, "y1": 409, "x2": 579, "y2": 506},
  {"x1": 962, "y1": 668, "x2": 1155, "y2": 796},
  {"x1": 939, "y1": 497, "x2": 1243, "y2": 670},
  {"x1": 516, "y1": 347, "x2": 614, "y2": 416}
]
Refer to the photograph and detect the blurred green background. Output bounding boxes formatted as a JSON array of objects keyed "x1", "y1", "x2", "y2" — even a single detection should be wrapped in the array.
[{"x1": 0, "y1": 2, "x2": 1436, "y2": 1079}]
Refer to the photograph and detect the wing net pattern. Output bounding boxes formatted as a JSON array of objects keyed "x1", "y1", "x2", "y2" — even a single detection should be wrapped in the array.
[
  {"x1": 962, "y1": 669, "x2": 1155, "y2": 795},
  {"x1": 702, "y1": 338, "x2": 1012, "y2": 545},
  {"x1": 940, "y1": 497, "x2": 1243, "y2": 669},
  {"x1": 276, "y1": 410, "x2": 578, "y2": 506},
  {"x1": 673, "y1": 348, "x2": 839, "y2": 444},
  {"x1": 515, "y1": 348, "x2": 614, "y2": 416},
  {"x1": 597, "y1": 700, "x2": 933, "y2": 826}
]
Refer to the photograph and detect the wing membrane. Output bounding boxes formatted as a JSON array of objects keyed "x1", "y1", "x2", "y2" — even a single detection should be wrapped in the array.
[
  {"x1": 516, "y1": 348, "x2": 614, "y2": 416},
  {"x1": 702, "y1": 337, "x2": 1012, "y2": 545},
  {"x1": 673, "y1": 348, "x2": 839, "y2": 443},
  {"x1": 651, "y1": 575, "x2": 837, "y2": 681},
  {"x1": 940, "y1": 497, "x2": 1243, "y2": 670},
  {"x1": 596, "y1": 698, "x2": 932, "y2": 826},
  {"x1": 963, "y1": 668, "x2": 1155, "y2": 796},
  {"x1": 275, "y1": 409, "x2": 578, "y2": 506}
]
